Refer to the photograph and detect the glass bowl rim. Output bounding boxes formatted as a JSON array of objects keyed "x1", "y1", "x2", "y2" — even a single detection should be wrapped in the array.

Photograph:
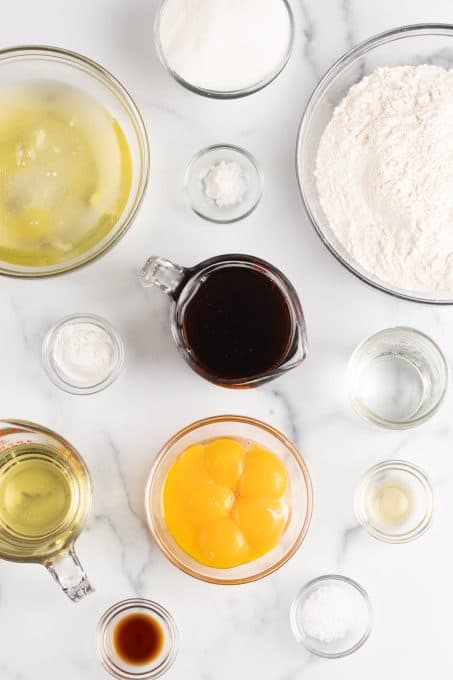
[
  {"x1": 154, "y1": 0, "x2": 295, "y2": 99},
  {"x1": 347, "y1": 325, "x2": 449, "y2": 429},
  {"x1": 184, "y1": 143, "x2": 264, "y2": 223},
  {"x1": 0, "y1": 44, "x2": 150, "y2": 278},
  {"x1": 96, "y1": 598, "x2": 179, "y2": 679},
  {"x1": 42, "y1": 313, "x2": 125, "y2": 395},
  {"x1": 144, "y1": 414, "x2": 313, "y2": 585},
  {"x1": 354, "y1": 459, "x2": 434, "y2": 543},
  {"x1": 296, "y1": 23, "x2": 453, "y2": 305},
  {"x1": 290, "y1": 574, "x2": 373, "y2": 658}
]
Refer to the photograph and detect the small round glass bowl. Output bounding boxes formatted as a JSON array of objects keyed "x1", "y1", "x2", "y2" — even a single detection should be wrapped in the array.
[
  {"x1": 154, "y1": 0, "x2": 294, "y2": 99},
  {"x1": 347, "y1": 327, "x2": 448, "y2": 429},
  {"x1": 355, "y1": 460, "x2": 433, "y2": 543},
  {"x1": 96, "y1": 599, "x2": 179, "y2": 679},
  {"x1": 0, "y1": 45, "x2": 149, "y2": 278},
  {"x1": 185, "y1": 145, "x2": 263, "y2": 223},
  {"x1": 42, "y1": 313, "x2": 125, "y2": 395},
  {"x1": 297, "y1": 24, "x2": 453, "y2": 303},
  {"x1": 290, "y1": 575, "x2": 373, "y2": 658},
  {"x1": 145, "y1": 415, "x2": 313, "y2": 585}
]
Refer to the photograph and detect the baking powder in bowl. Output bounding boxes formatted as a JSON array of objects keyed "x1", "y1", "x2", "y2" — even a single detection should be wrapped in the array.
[
  {"x1": 203, "y1": 161, "x2": 248, "y2": 207},
  {"x1": 316, "y1": 65, "x2": 453, "y2": 294},
  {"x1": 158, "y1": 0, "x2": 292, "y2": 93},
  {"x1": 53, "y1": 322, "x2": 116, "y2": 384}
]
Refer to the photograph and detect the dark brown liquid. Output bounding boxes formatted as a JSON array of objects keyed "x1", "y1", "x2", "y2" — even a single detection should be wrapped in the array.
[
  {"x1": 182, "y1": 265, "x2": 293, "y2": 381},
  {"x1": 113, "y1": 614, "x2": 164, "y2": 666}
]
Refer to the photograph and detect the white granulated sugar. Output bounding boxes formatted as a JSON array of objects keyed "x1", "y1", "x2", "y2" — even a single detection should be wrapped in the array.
[
  {"x1": 316, "y1": 65, "x2": 453, "y2": 294},
  {"x1": 53, "y1": 323, "x2": 116, "y2": 384},
  {"x1": 203, "y1": 161, "x2": 248, "y2": 207},
  {"x1": 159, "y1": 0, "x2": 291, "y2": 92},
  {"x1": 301, "y1": 583, "x2": 365, "y2": 644}
]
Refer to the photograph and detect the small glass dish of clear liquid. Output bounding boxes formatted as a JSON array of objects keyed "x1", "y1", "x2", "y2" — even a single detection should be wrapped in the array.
[
  {"x1": 355, "y1": 460, "x2": 433, "y2": 543},
  {"x1": 348, "y1": 327, "x2": 448, "y2": 429}
]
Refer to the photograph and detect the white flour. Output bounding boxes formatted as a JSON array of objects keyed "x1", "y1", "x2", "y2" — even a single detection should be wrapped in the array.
[
  {"x1": 316, "y1": 65, "x2": 453, "y2": 293},
  {"x1": 158, "y1": 0, "x2": 291, "y2": 92}
]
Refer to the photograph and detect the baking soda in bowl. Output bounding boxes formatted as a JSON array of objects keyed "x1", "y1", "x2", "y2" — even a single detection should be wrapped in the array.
[{"x1": 157, "y1": 0, "x2": 293, "y2": 95}]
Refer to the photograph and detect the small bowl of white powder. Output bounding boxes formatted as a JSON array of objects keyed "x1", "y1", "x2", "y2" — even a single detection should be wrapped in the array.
[
  {"x1": 290, "y1": 575, "x2": 373, "y2": 658},
  {"x1": 155, "y1": 0, "x2": 294, "y2": 99},
  {"x1": 185, "y1": 144, "x2": 263, "y2": 223},
  {"x1": 42, "y1": 314, "x2": 125, "y2": 394}
]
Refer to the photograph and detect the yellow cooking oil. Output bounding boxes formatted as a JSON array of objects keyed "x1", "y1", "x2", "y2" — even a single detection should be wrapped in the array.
[
  {"x1": 370, "y1": 480, "x2": 413, "y2": 527},
  {"x1": 0, "y1": 80, "x2": 132, "y2": 268},
  {"x1": 0, "y1": 444, "x2": 85, "y2": 561}
]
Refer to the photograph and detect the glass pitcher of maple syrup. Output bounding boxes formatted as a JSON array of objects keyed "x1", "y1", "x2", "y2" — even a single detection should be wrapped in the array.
[
  {"x1": 138, "y1": 254, "x2": 307, "y2": 388},
  {"x1": 0, "y1": 420, "x2": 93, "y2": 601}
]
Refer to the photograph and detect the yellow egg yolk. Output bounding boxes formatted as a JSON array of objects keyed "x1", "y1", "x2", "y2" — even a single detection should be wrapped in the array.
[{"x1": 162, "y1": 437, "x2": 290, "y2": 568}]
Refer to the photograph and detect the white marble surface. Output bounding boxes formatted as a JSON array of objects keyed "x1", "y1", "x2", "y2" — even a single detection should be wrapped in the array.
[{"x1": 1, "y1": 1, "x2": 453, "y2": 678}]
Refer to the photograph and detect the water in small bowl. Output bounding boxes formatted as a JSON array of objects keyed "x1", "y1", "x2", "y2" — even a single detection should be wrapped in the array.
[{"x1": 348, "y1": 327, "x2": 448, "y2": 429}]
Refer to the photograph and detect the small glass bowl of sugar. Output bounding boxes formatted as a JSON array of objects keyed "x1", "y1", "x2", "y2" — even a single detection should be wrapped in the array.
[
  {"x1": 42, "y1": 313, "x2": 125, "y2": 395},
  {"x1": 185, "y1": 144, "x2": 263, "y2": 223},
  {"x1": 290, "y1": 575, "x2": 373, "y2": 658}
]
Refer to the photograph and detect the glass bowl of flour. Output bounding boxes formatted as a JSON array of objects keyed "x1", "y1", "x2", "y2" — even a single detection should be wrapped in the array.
[{"x1": 297, "y1": 24, "x2": 453, "y2": 304}]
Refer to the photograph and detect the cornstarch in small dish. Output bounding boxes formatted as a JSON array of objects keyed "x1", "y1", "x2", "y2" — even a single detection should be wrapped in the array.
[
  {"x1": 53, "y1": 322, "x2": 116, "y2": 384},
  {"x1": 43, "y1": 314, "x2": 125, "y2": 394},
  {"x1": 203, "y1": 161, "x2": 248, "y2": 207}
]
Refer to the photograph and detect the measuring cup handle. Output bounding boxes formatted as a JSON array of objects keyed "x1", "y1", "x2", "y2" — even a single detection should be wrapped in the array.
[
  {"x1": 46, "y1": 546, "x2": 93, "y2": 602},
  {"x1": 138, "y1": 256, "x2": 186, "y2": 297}
]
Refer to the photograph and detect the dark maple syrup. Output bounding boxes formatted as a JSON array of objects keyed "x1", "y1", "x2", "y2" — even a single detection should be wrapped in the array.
[
  {"x1": 182, "y1": 264, "x2": 293, "y2": 381},
  {"x1": 113, "y1": 613, "x2": 164, "y2": 666}
]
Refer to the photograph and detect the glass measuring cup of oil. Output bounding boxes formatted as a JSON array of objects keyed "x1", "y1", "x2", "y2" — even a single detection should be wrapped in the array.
[
  {"x1": 0, "y1": 420, "x2": 93, "y2": 601},
  {"x1": 138, "y1": 254, "x2": 307, "y2": 388}
]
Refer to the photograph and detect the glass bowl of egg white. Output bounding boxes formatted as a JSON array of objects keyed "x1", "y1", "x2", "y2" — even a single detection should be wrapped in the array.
[
  {"x1": 154, "y1": 0, "x2": 294, "y2": 99},
  {"x1": 355, "y1": 460, "x2": 433, "y2": 543},
  {"x1": 145, "y1": 415, "x2": 313, "y2": 585},
  {"x1": 0, "y1": 46, "x2": 149, "y2": 277},
  {"x1": 297, "y1": 24, "x2": 453, "y2": 304}
]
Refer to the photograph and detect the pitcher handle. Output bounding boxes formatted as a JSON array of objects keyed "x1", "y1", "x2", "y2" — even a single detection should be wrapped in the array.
[
  {"x1": 46, "y1": 546, "x2": 93, "y2": 602},
  {"x1": 138, "y1": 257, "x2": 186, "y2": 297}
]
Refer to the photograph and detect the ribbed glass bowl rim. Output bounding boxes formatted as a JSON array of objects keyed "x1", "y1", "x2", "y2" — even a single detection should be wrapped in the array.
[
  {"x1": 144, "y1": 415, "x2": 313, "y2": 585},
  {"x1": 96, "y1": 598, "x2": 179, "y2": 679},
  {"x1": 354, "y1": 459, "x2": 434, "y2": 543},
  {"x1": 296, "y1": 23, "x2": 453, "y2": 305},
  {"x1": 42, "y1": 313, "x2": 125, "y2": 395},
  {"x1": 184, "y1": 144, "x2": 264, "y2": 223},
  {"x1": 154, "y1": 0, "x2": 295, "y2": 99},
  {"x1": 290, "y1": 574, "x2": 373, "y2": 658},
  {"x1": 347, "y1": 326, "x2": 449, "y2": 429},
  {"x1": 0, "y1": 44, "x2": 150, "y2": 278}
]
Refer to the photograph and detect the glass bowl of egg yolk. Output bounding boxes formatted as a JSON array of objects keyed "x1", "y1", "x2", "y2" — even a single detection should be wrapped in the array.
[{"x1": 145, "y1": 415, "x2": 313, "y2": 585}]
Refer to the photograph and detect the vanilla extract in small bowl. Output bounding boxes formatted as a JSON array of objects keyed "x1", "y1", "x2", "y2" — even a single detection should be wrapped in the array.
[
  {"x1": 114, "y1": 613, "x2": 164, "y2": 666},
  {"x1": 97, "y1": 599, "x2": 178, "y2": 679}
]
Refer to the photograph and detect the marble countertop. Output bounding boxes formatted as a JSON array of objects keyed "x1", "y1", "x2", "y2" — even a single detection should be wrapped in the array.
[{"x1": 1, "y1": 1, "x2": 453, "y2": 678}]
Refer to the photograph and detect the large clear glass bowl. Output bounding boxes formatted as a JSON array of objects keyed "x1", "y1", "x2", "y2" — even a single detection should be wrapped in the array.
[
  {"x1": 0, "y1": 46, "x2": 149, "y2": 277},
  {"x1": 145, "y1": 415, "x2": 313, "y2": 585},
  {"x1": 296, "y1": 24, "x2": 453, "y2": 304}
]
